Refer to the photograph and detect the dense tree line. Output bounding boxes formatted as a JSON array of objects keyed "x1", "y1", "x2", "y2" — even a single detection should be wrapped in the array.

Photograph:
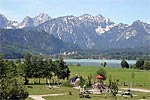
[
  {"x1": 120, "y1": 58, "x2": 150, "y2": 70},
  {"x1": 0, "y1": 54, "x2": 28, "y2": 100},
  {"x1": 0, "y1": 52, "x2": 71, "y2": 99},
  {"x1": 135, "y1": 59, "x2": 150, "y2": 70},
  {"x1": 23, "y1": 52, "x2": 70, "y2": 84}
]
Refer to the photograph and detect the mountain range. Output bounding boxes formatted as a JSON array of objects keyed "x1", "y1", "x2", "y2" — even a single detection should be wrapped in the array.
[{"x1": 0, "y1": 13, "x2": 150, "y2": 58}]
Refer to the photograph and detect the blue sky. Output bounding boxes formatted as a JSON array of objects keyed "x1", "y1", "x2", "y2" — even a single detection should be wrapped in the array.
[{"x1": 0, "y1": 0, "x2": 149, "y2": 24}]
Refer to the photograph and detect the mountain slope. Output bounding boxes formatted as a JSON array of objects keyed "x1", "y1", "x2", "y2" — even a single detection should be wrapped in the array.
[
  {"x1": 0, "y1": 14, "x2": 17, "y2": 29},
  {"x1": 100, "y1": 20, "x2": 150, "y2": 49},
  {"x1": 36, "y1": 14, "x2": 114, "y2": 49},
  {"x1": 0, "y1": 29, "x2": 77, "y2": 58},
  {"x1": 0, "y1": 13, "x2": 150, "y2": 51},
  {"x1": 17, "y1": 13, "x2": 51, "y2": 28}
]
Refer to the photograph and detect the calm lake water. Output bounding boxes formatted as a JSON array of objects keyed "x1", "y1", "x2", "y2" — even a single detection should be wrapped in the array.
[
  {"x1": 7, "y1": 59, "x2": 136, "y2": 68},
  {"x1": 63, "y1": 59, "x2": 136, "y2": 68}
]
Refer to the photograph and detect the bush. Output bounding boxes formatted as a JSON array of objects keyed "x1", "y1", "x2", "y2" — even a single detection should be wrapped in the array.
[
  {"x1": 62, "y1": 77, "x2": 73, "y2": 87},
  {"x1": 96, "y1": 68, "x2": 107, "y2": 80},
  {"x1": 86, "y1": 75, "x2": 92, "y2": 87},
  {"x1": 121, "y1": 59, "x2": 129, "y2": 68},
  {"x1": 77, "y1": 63, "x2": 81, "y2": 66},
  {"x1": 0, "y1": 76, "x2": 29, "y2": 100}
]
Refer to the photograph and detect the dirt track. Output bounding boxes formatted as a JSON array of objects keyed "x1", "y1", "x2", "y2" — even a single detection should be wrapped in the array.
[
  {"x1": 29, "y1": 88, "x2": 150, "y2": 100},
  {"x1": 121, "y1": 88, "x2": 150, "y2": 93},
  {"x1": 29, "y1": 94, "x2": 65, "y2": 100}
]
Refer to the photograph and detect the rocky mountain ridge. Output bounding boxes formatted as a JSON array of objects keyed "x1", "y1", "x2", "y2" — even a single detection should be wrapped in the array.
[{"x1": 0, "y1": 13, "x2": 150, "y2": 51}]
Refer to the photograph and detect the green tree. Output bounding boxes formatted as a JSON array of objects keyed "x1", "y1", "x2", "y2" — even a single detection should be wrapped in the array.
[
  {"x1": 33, "y1": 56, "x2": 53, "y2": 84},
  {"x1": 96, "y1": 67, "x2": 107, "y2": 80},
  {"x1": 24, "y1": 52, "x2": 31, "y2": 66},
  {"x1": 79, "y1": 76, "x2": 85, "y2": 87},
  {"x1": 1, "y1": 76, "x2": 28, "y2": 100},
  {"x1": 104, "y1": 62, "x2": 107, "y2": 67},
  {"x1": 86, "y1": 74, "x2": 92, "y2": 87},
  {"x1": 0, "y1": 56, "x2": 28, "y2": 99},
  {"x1": 42, "y1": 58, "x2": 53, "y2": 83},
  {"x1": 135, "y1": 59, "x2": 144, "y2": 69},
  {"x1": 143, "y1": 61, "x2": 150, "y2": 70},
  {"x1": 23, "y1": 52, "x2": 32, "y2": 84},
  {"x1": 101, "y1": 62, "x2": 107, "y2": 67},
  {"x1": 35, "y1": 55, "x2": 43, "y2": 84},
  {"x1": 5, "y1": 60, "x2": 17, "y2": 76},
  {"x1": 0, "y1": 54, "x2": 6, "y2": 78},
  {"x1": 53, "y1": 58, "x2": 70, "y2": 80},
  {"x1": 108, "y1": 76, "x2": 118, "y2": 100},
  {"x1": 30, "y1": 55, "x2": 39, "y2": 84},
  {"x1": 121, "y1": 59, "x2": 129, "y2": 68},
  {"x1": 16, "y1": 59, "x2": 24, "y2": 75},
  {"x1": 110, "y1": 80, "x2": 118, "y2": 99}
]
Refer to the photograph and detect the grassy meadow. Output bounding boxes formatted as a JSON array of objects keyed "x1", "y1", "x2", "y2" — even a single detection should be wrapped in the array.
[
  {"x1": 69, "y1": 66, "x2": 150, "y2": 88},
  {"x1": 26, "y1": 66, "x2": 150, "y2": 100},
  {"x1": 43, "y1": 91, "x2": 150, "y2": 100}
]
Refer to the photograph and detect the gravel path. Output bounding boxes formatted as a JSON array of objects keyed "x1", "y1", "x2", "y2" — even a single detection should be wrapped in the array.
[
  {"x1": 121, "y1": 88, "x2": 150, "y2": 93},
  {"x1": 29, "y1": 88, "x2": 150, "y2": 100},
  {"x1": 29, "y1": 94, "x2": 65, "y2": 100}
]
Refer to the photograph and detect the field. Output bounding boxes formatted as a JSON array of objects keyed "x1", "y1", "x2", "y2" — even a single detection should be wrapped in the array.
[
  {"x1": 26, "y1": 66, "x2": 150, "y2": 100},
  {"x1": 69, "y1": 66, "x2": 150, "y2": 88},
  {"x1": 26, "y1": 86, "x2": 150, "y2": 100}
]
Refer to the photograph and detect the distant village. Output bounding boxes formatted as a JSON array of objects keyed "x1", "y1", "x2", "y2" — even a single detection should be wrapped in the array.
[{"x1": 60, "y1": 51, "x2": 78, "y2": 56}]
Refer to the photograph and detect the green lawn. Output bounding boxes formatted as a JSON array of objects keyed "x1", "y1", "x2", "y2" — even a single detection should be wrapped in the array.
[
  {"x1": 43, "y1": 87, "x2": 150, "y2": 100},
  {"x1": 43, "y1": 93, "x2": 150, "y2": 100},
  {"x1": 26, "y1": 85, "x2": 150, "y2": 100},
  {"x1": 69, "y1": 66, "x2": 150, "y2": 88},
  {"x1": 25, "y1": 97, "x2": 34, "y2": 100},
  {"x1": 26, "y1": 66, "x2": 150, "y2": 100}
]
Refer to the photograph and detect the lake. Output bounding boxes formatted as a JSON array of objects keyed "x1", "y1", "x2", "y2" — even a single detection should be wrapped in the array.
[
  {"x1": 7, "y1": 58, "x2": 136, "y2": 68},
  {"x1": 63, "y1": 59, "x2": 136, "y2": 68}
]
